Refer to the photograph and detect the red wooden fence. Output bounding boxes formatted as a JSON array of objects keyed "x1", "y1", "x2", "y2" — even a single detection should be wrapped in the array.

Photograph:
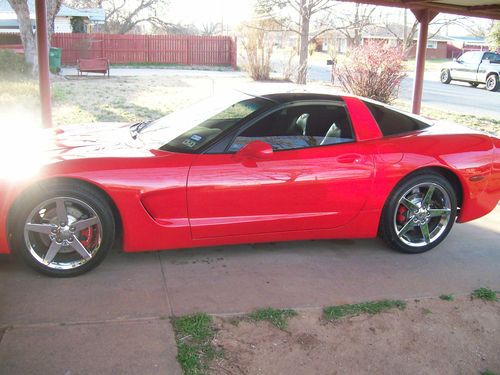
[{"x1": 51, "y1": 33, "x2": 237, "y2": 69}]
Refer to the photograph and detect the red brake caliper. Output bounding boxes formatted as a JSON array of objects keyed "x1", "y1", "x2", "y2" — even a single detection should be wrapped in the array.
[
  {"x1": 397, "y1": 205, "x2": 408, "y2": 224},
  {"x1": 80, "y1": 227, "x2": 95, "y2": 247}
]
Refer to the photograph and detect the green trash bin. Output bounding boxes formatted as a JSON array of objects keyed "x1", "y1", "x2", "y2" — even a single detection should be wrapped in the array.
[{"x1": 49, "y1": 47, "x2": 62, "y2": 73}]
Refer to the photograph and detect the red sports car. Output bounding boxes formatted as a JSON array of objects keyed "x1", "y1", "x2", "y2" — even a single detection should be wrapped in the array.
[{"x1": 1, "y1": 92, "x2": 499, "y2": 277}]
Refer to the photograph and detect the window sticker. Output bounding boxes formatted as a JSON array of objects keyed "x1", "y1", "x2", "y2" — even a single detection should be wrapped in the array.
[
  {"x1": 182, "y1": 139, "x2": 197, "y2": 148},
  {"x1": 190, "y1": 134, "x2": 203, "y2": 142}
]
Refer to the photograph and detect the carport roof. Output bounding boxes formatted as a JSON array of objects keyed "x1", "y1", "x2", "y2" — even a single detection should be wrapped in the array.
[{"x1": 337, "y1": 0, "x2": 500, "y2": 19}]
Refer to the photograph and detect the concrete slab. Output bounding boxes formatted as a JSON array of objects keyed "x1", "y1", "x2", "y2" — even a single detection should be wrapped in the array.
[
  {"x1": 0, "y1": 251, "x2": 172, "y2": 326},
  {"x1": 0, "y1": 320, "x2": 182, "y2": 375},
  {"x1": 61, "y1": 67, "x2": 245, "y2": 78},
  {"x1": 160, "y1": 207, "x2": 500, "y2": 315}
]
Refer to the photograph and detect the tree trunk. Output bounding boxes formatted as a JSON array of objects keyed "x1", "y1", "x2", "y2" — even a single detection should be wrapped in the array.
[
  {"x1": 7, "y1": 0, "x2": 36, "y2": 67},
  {"x1": 47, "y1": 1, "x2": 62, "y2": 45},
  {"x1": 8, "y1": 0, "x2": 62, "y2": 75},
  {"x1": 297, "y1": 1, "x2": 310, "y2": 85}
]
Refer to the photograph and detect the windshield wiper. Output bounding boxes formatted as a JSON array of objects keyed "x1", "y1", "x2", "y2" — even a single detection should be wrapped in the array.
[{"x1": 129, "y1": 120, "x2": 152, "y2": 139}]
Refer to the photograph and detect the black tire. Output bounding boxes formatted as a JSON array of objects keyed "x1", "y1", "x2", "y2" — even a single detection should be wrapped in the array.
[
  {"x1": 380, "y1": 172, "x2": 457, "y2": 254},
  {"x1": 440, "y1": 69, "x2": 452, "y2": 84},
  {"x1": 12, "y1": 181, "x2": 115, "y2": 277},
  {"x1": 468, "y1": 82, "x2": 479, "y2": 88},
  {"x1": 485, "y1": 74, "x2": 499, "y2": 92}
]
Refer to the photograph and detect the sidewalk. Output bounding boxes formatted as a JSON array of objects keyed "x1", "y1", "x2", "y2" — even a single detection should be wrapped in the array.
[
  {"x1": 1, "y1": 206, "x2": 499, "y2": 374},
  {"x1": 61, "y1": 66, "x2": 246, "y2": 78}
]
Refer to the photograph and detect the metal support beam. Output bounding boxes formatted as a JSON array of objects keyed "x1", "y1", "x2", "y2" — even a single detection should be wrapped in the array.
[
  {"x1": 35, "y1": 0, "x2": 52, "y2": 128},
  {"x1": 410, "y1": 9, "x2": 437, "y2": 115}
]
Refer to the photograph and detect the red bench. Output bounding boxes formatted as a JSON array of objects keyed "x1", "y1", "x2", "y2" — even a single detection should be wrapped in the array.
[{"x1": 77, "y1": 58, "x2": 110, "y2": 76}]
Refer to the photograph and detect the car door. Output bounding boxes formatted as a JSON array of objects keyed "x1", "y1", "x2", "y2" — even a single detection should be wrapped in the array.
[
  {"x1": 452, "y1": 52, "x2": 480, "y2": 81},
  {"x1": 186, "y1": 102, "x2": 376, "y2": 239}
]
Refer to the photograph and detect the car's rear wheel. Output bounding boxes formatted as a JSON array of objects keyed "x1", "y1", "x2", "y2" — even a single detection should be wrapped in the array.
[
  {"x1": 468, "y1": 82, "x2": 479, "y2": 88},
  {"x1": 440, "y1": 69, "x2": 451, "y2": 84},
  {"x1": 380, "y1": 173, "x2": 457, "y2": 254},
  {"x1": 13, "y1": 182, "x2": 115, "y2": 277},
  {"x1": 485, "y1": 74, "x2": 499, "y2": 92}
]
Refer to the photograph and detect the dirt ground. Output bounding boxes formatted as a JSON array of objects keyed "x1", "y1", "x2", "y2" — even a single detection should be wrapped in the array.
[{"x1": 212, "y1": 297, "x2": 500, "y2": 375}]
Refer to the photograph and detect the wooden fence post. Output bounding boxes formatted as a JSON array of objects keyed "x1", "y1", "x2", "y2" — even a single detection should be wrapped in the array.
[{"x1": 231, "y1": 37, "x2": 237, "y2": 70}]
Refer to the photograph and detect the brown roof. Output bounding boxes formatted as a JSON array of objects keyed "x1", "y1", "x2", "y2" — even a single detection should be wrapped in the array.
[{"x1": 362, "y1": 24, "x2": 452, "y2": 41}]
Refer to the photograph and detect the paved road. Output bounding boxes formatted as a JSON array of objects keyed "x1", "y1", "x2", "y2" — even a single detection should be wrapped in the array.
[
  {"x1": 307, "y1": 62, "x2": 500, "y2": 118},
  {"x1": 1, "y1": 205, "x2": 499, "y2": 374}
]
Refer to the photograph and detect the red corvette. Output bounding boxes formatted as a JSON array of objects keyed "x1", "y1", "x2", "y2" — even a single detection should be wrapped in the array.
[{"x1": 0, "y1": 92, "x2": 499, "y2": 276}]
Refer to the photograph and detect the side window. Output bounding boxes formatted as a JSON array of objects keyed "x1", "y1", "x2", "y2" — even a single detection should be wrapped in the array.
[
  {"x1": 227, "y1": 104, "x2": 354, "y2": 152},
  {"x1": 459, "y1": 52, "x2": 473, "y2": 63},
  {"x1": 483, "y1": 52, "x2": 500, "y2": 63},
  {"x1": 362, "y1": 101, "x2": 430, "y2": 136},
  {"x1": 470, "y1": 52, "x2": 483, "y2": 64}
]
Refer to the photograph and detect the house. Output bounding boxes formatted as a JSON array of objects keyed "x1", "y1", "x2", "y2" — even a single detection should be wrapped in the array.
[
  {"x1": 0, "y1": 0, "x2": 105, "y2": 34},
  {"x1": 446, "y1": 36, "x2": 490, "y2": 59},
  {"x1": 361, "y1": 24, "x2": 451, "y2": 59},
  {"x1": 319, "y1": 24, "x2": 451, "y2": 59}
]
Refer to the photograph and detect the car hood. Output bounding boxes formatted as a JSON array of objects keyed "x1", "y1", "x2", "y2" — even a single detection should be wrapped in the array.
[{"x1": 45, "y1": 122, "x2": 154, "y2": 161}]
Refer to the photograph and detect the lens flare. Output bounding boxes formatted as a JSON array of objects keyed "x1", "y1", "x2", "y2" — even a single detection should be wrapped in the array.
[{"x1": 0, "y1": 110, "x2": 51, "y2": 181}]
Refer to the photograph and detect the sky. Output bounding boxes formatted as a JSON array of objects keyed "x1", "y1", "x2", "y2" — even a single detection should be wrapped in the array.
[
  {"x1": 167, "y1": 0, "x2": 256, "y2": 27},
  {"x1": 165, "y1": 0, "x2": 492, "y2": 37}
]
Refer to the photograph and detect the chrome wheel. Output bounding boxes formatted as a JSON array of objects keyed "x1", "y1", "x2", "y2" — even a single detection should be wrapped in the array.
[
  {"x1": 485, "y1": 75, "x2": 499, "y2": 91},
  {"x1": 393, "y1": 183, "x2": 452, "y2": 248},
  {"x1": 23, "y1": 197, "x2": 103, "y2": 270},
  {"x1": 440, "y1": 70, "x2": 451, "y2": 84}
]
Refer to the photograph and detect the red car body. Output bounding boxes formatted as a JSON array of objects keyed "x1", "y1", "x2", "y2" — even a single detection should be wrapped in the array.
[{"x1": 0, "y1": 95, "x2": 499, "y2": 255}]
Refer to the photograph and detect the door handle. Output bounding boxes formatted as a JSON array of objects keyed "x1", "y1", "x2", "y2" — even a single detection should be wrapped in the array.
[{"x1": 337, "y1": 154, "x2": 362, "y2": 164}]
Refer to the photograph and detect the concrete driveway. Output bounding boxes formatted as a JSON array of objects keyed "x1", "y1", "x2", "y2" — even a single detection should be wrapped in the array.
[{"x1": 1, "y1": 206, "x2": 499, "y2": 374}]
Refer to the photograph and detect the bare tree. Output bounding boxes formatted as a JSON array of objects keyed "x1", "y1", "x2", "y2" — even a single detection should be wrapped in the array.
[
  {"x1": 455, "y1": 18, "x2": 495, "y2": 38},
  {"x1": 68, "y1": 0, "x2": 167, "y2": 34},
  {"x1": 7, "y1": 0, "x2": 62, "y2": 71},
  {"x1": 256, "y1": 0, "x2": 336, "y2": 84},
  {"x1": 200, "y1": 22, "x2": 221, "y2": 36},
  {"x1": 322, "y1": 3, "x2": 376, "y2": 48},
  {"x1": 150, "y1": 21, "x2": 198, "y2": 35},
  {"x1": 384, "y1": 15, "x2": 467, "y2": 53}
]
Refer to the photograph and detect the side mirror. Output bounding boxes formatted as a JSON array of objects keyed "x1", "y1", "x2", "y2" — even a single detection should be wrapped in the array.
[
  {"x1": 453, "y1": 58, "x2": 457, "y2": 62},
  {"x1": 236, "y1": 140, "x2": 273, "y2": 160}
]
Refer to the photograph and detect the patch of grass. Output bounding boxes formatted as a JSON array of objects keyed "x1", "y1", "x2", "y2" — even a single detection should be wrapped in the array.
[
  {"x1": 481, "y1": 370, "x2": 498, "y2": 375},
  {"x1": 439, "y1": 294, "x2": 454, "y2": 301},
  {"x1": 472, "y1": 287, "x2": 498, "y2": 302},
  {"x1": 171, "y1": 313, "x2": 220, "y2": 375},
  {"x1": 324, "y1": 299, "x2": 406, "y2": 321},
  {"x1": 422, "y1": 308, "x2": 432, "y2": 315},
  {"x1": 248, "y1": 307, "x2": 298, "y2": 330},
  {"x1": 403, "y1": 58, "x2": 451, "y2": 72}
]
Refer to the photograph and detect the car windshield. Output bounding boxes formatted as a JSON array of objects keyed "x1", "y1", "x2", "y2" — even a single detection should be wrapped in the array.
[{"x1": 137, "y1": 92, "x2": 272, "y2": 152}]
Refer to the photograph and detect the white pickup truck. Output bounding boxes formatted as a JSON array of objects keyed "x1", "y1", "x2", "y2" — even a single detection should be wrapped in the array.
[{"x1": 440, "y1": 51, "x2": 500, "y2": 91}]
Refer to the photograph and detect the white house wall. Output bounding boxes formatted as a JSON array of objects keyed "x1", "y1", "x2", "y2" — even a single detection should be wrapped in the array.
[{"x1": 54, "y1": 17, "x2": 72, "y2": 33}]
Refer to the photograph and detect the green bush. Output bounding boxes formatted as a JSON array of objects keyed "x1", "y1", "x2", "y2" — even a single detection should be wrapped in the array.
[{"x1": 0, "y1": 49, "x2": 29, "y2": 77}]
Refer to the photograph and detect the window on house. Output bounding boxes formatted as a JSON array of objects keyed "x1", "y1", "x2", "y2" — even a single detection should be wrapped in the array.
[{"x1": 426, "y1": 41, "x2": 438, "y2": 49}]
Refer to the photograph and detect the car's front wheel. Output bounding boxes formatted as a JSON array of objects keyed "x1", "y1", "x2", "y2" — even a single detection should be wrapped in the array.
[
  {"x1": 13, "y1": 182, "x2": 115, "y2": 277},
  {"x1": 440, "y1": 69, "x2": 452, "y2": 84},
  {"x1": 380, "y1": 172, "x2": 457, "y2": 254},
  {"x1": 485, "y1": 74, "x2": 499, "y2": 92}
]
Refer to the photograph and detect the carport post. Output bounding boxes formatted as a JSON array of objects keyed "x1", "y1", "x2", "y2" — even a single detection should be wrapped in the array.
[
  {"x1": 35, "y1": 0, "x2": 52, "y2": 128},
  {"x1": 411, "y1": 9, "x2": 438, "y2": 115}
]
